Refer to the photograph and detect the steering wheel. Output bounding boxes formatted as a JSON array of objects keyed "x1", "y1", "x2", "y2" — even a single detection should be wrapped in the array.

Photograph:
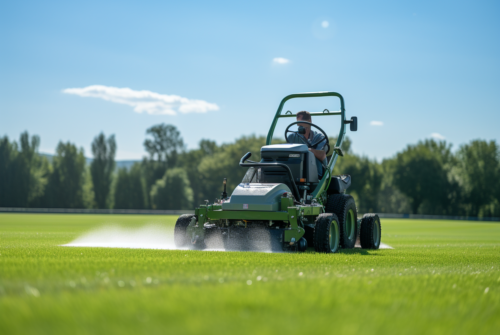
[{"x1": 285, "y1": 121, "x2": 330, "y2": 155}]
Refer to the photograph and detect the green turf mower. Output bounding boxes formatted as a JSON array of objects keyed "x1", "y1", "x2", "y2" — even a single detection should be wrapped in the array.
[{"x1": 175, "y1": 92, "x2": 382, "y2": 253}]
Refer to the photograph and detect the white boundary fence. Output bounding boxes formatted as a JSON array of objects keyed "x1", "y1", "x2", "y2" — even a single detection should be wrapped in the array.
[
  {"x1": 0, "y1": 207, "x2": 193, "y2": 215},
  {"x1": 0, "y1": 207, "x2": 498, "y2": 221},
  {"x1": 375, "y1": 213, "x2": 499, "y2": 222}
]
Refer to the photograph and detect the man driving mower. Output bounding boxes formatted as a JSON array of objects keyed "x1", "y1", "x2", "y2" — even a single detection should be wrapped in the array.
[
  {"x1": 287, "y1": 111, "x2": 328, "y2": 177},
  {"x1": 173, "y1": 91, "x2": 382, "y2": 254}
]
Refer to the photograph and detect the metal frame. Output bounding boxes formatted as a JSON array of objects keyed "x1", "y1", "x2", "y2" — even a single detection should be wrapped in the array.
[
  {"x1": 189, "y1": 199, "x2": 325, "y2": 247},
  {"x1": 266, "y1": 91, "x2": 346, "y2": 199},
  {"x1": 186, "y1": 91, "x2": 349, "y2": 249}
]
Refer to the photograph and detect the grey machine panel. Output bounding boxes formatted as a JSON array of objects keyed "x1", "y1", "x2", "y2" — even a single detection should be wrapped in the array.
[
  {"x1": 260, "y1": 144, "x2": 307, "y2": 183},
  {"x1": 306, "y1": 151, "x2": 319, "y2": 183},
  {"x1": 222, "y1": 183, "x2": 291, "y2": 211},
  {"x1": 261, "y1": 144, "x2": 309, "y2": 153},
  {"x1": 260, "y1": 143, "x2": 318, "y2": 183}
]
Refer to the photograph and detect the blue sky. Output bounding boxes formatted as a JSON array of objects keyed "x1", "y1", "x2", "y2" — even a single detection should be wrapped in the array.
[{"x1": 1, "y1": 0, "x2": 499, "y2": 160}]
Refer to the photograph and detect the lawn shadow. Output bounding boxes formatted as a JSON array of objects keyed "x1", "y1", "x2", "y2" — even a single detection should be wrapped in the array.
[
  {"x1": 339, "y1": 247, "x2": 389, "y2": 256},
  {"x1": 303, "y1": 248, "x2": 381, "y2": 256}
]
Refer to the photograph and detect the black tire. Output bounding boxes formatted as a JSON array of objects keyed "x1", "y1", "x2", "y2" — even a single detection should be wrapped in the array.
[
  {"x1": 297, "y1": 237, "x2": 308, "y2": 252},
  {"x1": 174, "y1": 214, "x2": 196, "y2": 248},
  {"x1": 303, "y1": 225, "x2": 315, "y2": 248},
  {"x1": 360, "y1": 214, "x2": 381, "y2": 249},
  {"x1": 325, "y1": 194, "x2": 358, "y2": 249},
  {"x1": 314, "y1": 213, "x2": 340, "y2": 253}
]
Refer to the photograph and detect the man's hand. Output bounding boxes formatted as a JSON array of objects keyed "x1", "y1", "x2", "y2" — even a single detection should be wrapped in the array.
[{"x1": 309, "y1": 148, "x2": 326, "y2": 161}]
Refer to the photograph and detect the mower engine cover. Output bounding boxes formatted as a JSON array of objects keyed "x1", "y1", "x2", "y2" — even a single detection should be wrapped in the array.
[{"x1": 222, "y1": 183, "x2": 291, "y2": 211}]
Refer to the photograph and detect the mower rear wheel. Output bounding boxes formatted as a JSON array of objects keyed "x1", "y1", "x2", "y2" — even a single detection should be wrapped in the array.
[
  {"x1": 325, "y1": 194, "x2": 358, "y2": 249},
  {"x1": 314, "y1": 213, "x2": 340, "y2": 253},
  {"x1": 359, "y1": 214, "x2": 381, "y2": 249},
  {"x1": 174, "y1": 214, "x2": 196, "y2": 248}
]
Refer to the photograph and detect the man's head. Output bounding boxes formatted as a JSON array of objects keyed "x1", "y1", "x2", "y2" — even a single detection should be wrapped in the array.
[{"x1": 297, "y1": 111, "x2": 312, "y2": 130}]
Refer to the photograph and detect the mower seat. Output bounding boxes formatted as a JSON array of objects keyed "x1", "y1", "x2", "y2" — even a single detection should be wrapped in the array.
[{"x1": 259, "y1": 144, "x2": 319, "y2": 186}]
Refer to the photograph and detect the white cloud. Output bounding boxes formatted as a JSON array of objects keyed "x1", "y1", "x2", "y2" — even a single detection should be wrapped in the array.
[
  {"x1": 430, "y1": 132, "x2": 445, "y2": 140},
  {"x1": 321, "y1": 20, "x2": 329, "y2": 28},
  {"x1": 370, "y1": 121, "x2": 384, "y2": 126},
  {"x1": 273, "y1": 57, "x2": 290, "y2": 64},
  {"x1": 63, "y1": 85, "x2": 219, "y2": 115}
]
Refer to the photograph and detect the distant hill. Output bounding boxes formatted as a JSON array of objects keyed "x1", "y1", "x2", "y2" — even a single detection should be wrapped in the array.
[
  {"x1": 39, "y1": 153, "x2": 139, "y2": 170},
  {"x1": 115, "y1": 160, "x2": 139, "y2": 170}
]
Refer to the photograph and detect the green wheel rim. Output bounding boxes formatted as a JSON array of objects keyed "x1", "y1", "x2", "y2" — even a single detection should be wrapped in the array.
[
  {"x1": 346, "y1": 209, "x2": 356, "y2": 241},
  {"x1": 329, "y1": 219, "x2": 339, "y2": 252},
  {"x1": 373, "y1": 220, "x2": 380, "y2": 246}
]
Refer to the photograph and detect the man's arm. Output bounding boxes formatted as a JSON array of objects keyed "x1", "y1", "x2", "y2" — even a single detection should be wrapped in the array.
[
  {"x1": 309, "y1": 148, "x2": 326, "y2": 161},
  {"x1": 309, "y1": 135, "x2": 327, "y2": 161}
]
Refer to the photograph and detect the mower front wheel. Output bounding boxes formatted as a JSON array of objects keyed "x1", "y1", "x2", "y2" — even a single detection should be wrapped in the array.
[
  {"x1": 174, "y1": 214, "x2": 196, "y2": 248},
  {"x1": 314, "y1": 213, "x2": 340, "y2": 253}
]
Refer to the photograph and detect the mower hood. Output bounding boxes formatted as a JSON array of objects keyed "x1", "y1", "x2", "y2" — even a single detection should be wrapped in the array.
[{"x1": 222, "y1": 183, "x2": 291, "y2": 211}]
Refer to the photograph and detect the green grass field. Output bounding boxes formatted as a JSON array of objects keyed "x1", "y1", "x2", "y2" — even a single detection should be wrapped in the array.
[{"x1": 0, "y1": 213, "x2": 499, "y2": 335}]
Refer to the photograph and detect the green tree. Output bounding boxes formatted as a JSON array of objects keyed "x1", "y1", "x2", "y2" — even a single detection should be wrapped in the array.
[
  {"x1": 150, "y1": 168, "x2": 193, "y2": 210},
  {"x1": 113, "y1": 163, "x2": 147, "y2": 209},
  {"x1": 17, "y1": 132, "x2": 49, "y2": 206},
  {"x1": 334, "y1": 154, "x2": 382, "y2": 213},
  {"x1": 456, "y1": 140, "x2": 500, "y2": 217},
  {"x1": 90, "y1": 133, "x2": 116, "y2": 208},
  {"x1": 376, "y1": 160, "x2": 412, "y2": 214},
  {"x1": 144, "y1": 123, "x2": 184, "y2": 167},
  {"x1": 0, "y1": 132, "x2": 48, "y2": 207},
  {"x1": 178, "y1": 139, "x2": 220, "y2": 206},
  {"x1": 391, "y1": 139, "x2": 458, "y2": 214},
  {"x1": 43, "y1": 142, "x2": 94, "y2": 208},
  {"x1": 142, "y1": 124, "x2": 185, "y2": 207},
  {"x1": 0, "y1": 136, "x2": 17, "y2": 206}
]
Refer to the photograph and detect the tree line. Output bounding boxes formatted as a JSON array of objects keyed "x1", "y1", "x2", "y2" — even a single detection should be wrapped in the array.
[{"x1": 1, "y1": 124, "x2": 499, "y2": 217}]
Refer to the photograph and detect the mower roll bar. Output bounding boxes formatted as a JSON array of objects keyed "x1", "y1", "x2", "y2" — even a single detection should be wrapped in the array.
[
  {"x1": 266, "y1": 91, "x2": 346, "y2": 146},
  {"x1": 239, "y1": 152, "x2": 302, "y2": 201},
  {"x1": 266, "y1": 91, "x2": 347, "y2": 199}
]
